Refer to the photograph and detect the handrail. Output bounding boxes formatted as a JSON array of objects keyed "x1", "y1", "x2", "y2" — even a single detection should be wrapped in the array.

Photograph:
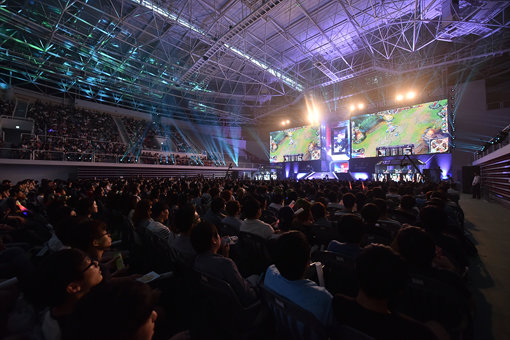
[{"x1": 0, "y1": 147, "x2": 260, "y2": 168}]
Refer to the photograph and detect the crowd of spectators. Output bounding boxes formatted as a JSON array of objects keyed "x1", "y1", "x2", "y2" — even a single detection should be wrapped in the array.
[
  {"x1": 0, "y1": 98, "x2": 14, "y2": 116},
  {"x1": 0, "y1": 177, "x2": 476, "y2": 339},
  {"x1": 0, "y1": 99, "x2": 240, "y2": 166}
]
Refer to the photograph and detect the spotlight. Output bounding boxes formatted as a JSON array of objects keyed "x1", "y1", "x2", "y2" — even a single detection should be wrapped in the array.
[
  {"x1": 349, "y1": 105, "x2": 355, "y2": 112},
  {"x1": 357, "y1": 103, "x2": 364, "y2": 110},
  {"x1": 406, "y1": 91, "x2": 416, "y2": 99},
  {"x1": 281, "y1": 121, "x2": 285, "y2": 126},
  {"x1": 396, "y1": 94, "x2": 404, "y2": 101},
  {"x1": 286, "y1": 120, "x2": 290, "y2": 124}
]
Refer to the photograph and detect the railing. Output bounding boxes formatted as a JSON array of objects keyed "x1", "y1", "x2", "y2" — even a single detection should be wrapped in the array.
[
  {"x1": 0, "y1": 147, "x2": 260, "y2": 168},
  {"x1": 473, "y1": 123, "x2": 510, "y2": 161}
]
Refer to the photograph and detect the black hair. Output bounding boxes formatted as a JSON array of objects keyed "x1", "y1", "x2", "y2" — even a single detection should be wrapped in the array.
[
  {"x1": 360, "y1": 203, "x2": 380, "y2": 224},
  {"x1": 356, "y1": 244, "x2": 407, "y2": 299},
  {"x1": 395, "y1": 226, "x2": 435, "y2": 268},
  {"x1": 152, "y1": 201, "x2": 169, "y2": 219},
  {"x1": 277, "y1": 206, "x2": 294, "y2": 231},
  {"x1": 225, "y1": 200, "x2": 240, "y2": 217},
  {"x1": 32, "y1": 249, "x2": 88, "y2": 307},
  {"x1": 311, "y1": 202, "x2": 327, "y2": 220},
  {"x1": 338, "y1": 214, "x2": 365, "y2": 244},
  {"x1": 400, "y1": 195, "x2": 416, "y2": 210},
  {"x1": 72, "y1": 280, "x2": 159, "y2": 340},
  {"x1": 190, "y1": 221, "x2": 218, "y2": 254},
  {"x1": 173, "y1": 203, "x2": 197, "y2": 233},
  {"x1": 67, "y1": 220, "x2": 108, "y2": 251},
  {"x1": 274, "y1": 231, "x2": 310, "y2": 281},
  {"x1": 244, "y1": 197, "x2": 261, "y2": 219},
  {"x1": 210, "y1": 197, "x2": 225, "y2": 214},
  {"x1": 342, "y1": 193, "x2": 356, "y2": 209}
]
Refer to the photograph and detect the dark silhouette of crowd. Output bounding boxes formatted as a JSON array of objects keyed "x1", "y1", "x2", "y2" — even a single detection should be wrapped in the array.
[{"x1": 0, "y1": 177, "x2": 476, "y2": 339}]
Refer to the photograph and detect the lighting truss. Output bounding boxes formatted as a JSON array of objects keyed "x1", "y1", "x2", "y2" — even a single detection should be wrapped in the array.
[{"x1": 0, "y1": 0, "x2": 508, "y2": 124}]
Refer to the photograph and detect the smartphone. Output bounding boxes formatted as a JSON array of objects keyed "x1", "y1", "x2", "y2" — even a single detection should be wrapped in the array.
[{"x1": 115, "y1": 253, "x2": 125, "y2": 271}]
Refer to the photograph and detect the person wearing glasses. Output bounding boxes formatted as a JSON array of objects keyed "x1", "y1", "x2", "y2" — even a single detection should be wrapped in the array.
[
  {"x1": 28, "y1": 248, "x2": 103, "y2": 340},
  {"x1": 67, "y1": 220, "x2": 117, "y2": 280}
]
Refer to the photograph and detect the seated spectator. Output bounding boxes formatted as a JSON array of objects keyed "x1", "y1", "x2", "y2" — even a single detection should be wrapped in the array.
[
  {"x1": 332, "y1": 245, "x2": 438, "y2": 340},
  {"x1": 392, "y1": 226, "x2": 470, "y2": 296},
  {"x1": 392, "y1": 195, "x2": 418, "y2": 225},
  {"x1": 203, "y1": 197, "x2": 225, "y2": 229},
  {"x1": 328, "y1": 214, "x2": 364, "y2": 259},
  {"x1": 29, "y1": 249, "x2": 103, "y2": 340},
  {"x1": 419, "y1": 205, "x2": 468, "y2": 273},
  {"x1": 240, "y1": 197, "x2": 274, "y2": 239},
  {"x1": 264, "y1": 231, "x2": 333, "y2": 326},
  {"x1": 75, "y1": 198, "x2": 98, "y2": 220},
  {"x1": 147, "y1": 202, "x2": 172, "y2": 241},
  {"x1": 276, "y1": 206, "x2": 294, "y2": 232},
  {"x1": 191, "y1": 221, "x2": 257, "y2": 307},
  {"x1": 326, "y1": 191, "x2": 342, "y2": 211},
  {"x1": 70, "y1": 280, "x2": 159, "y2": 340},
  {"x1": 67, "y1": 220, "x2": 115, "y2": 280},
  {"x1": 222, "y1": 200, "x2": 242, "y2": 236},
  {"x1": 169, "y1": 204, "x2": 199, "y2": 267},
  {"x1": 336, "y1": 192, "x2": 356, "y2": 216},
  {"x1": 132, "y1": 199, "x2": 152, "y2": 229},
  {"x1": 311, "y1": 202, "x2": 331, "y2": 228},
  {"x1": 373, "y1": 198, "x2": 401, "y2": 236}
]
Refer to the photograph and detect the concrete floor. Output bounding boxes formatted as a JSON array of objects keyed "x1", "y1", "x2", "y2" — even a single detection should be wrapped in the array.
[{"x1": 460, "y1": 194, "x2": 510, "y2": 340}]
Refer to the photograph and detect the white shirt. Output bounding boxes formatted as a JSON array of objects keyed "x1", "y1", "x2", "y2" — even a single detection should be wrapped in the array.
[
  {"x1": 240, "y1": 219, "x2": 274, "y2": 239},
  {"x1": 472, "y1": 175, "x2": 480, "y2": 186}
]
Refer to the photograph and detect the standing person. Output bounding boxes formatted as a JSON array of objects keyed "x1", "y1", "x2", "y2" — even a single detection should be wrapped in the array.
[{"x1": 472, "y1": 171, "x2": 481, "y2": 199}]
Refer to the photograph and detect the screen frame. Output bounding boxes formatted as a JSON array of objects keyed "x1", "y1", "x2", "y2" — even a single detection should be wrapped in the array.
[{"x1": 349, "y1": 99, "x2": 450, "y2": 159}]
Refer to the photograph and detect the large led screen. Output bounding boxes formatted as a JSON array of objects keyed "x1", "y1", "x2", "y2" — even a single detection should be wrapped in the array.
[
  {"x1": 270, "y1": 125, "x2": 321, "y2": 163},
  {"x1": 351, "y1": 99, "x2": 449, "y2": 158}
]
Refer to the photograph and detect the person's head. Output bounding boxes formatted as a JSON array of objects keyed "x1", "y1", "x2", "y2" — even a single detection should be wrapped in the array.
[
  {"x1": 72, "y1": 280, "x2": 159, "y2": 340},
  {"x1": 271, "y1": 193, "x2": 284, "y2": 205},
  {"x1": 173, "y1": 204, "x2": 199, "y2": 234},
  {"x1": 419, "y1": 205, "x2": 447, "y2": 232},
  {"x1": 372, "y1": 198, "x2": 387, "y2": 217},
  {"x1": 360, "y1": 203, "x2": 380, "y2": 224},
  {"x1": 277, "y1": 206, "x2": 294, "y2": 231},
  {"x1": 274, "y1": 231, "x2": 310, "y2": 280},
  {"x1": 220, "y1": 189, "x2": 232, "y2": 202},
  {"x1": 342, "y1": 193, "x2": 356, "y2": 210},
  {"x1": 151, "y1": 201, "x2": 169, "y2": 222},
  {"x1": 76, "y1": 197, "x2": 98, "y2": 217},
  {"x1": 225, "y1": 200, "x2": 240, "y2": 217},
  {"x1": 338, "y1": 214, "x2": 365, "y2": 244},
  {"x1": 34, "y1": 249, "x2": 103, "y2": 307},
  {"x1": 311, "y1": 202, "x2": 327, "y2": 221},
  {"x1": 356, "y1": 244, "x2": 407, "y2": 300},
  {"x1": 393, "y1": 226, "x2": 435, "y2": 268},
  {"x1": 68, "y1": 220, "x2": 112, "y2": 253},
  {"x1": 190, "y1": 221, "x2": 220, "y2": 254},
  {"x1": 400, "y1": 195, "x2": 416, "y2": 210},
  {"x1": 133, "y1": 199, "x2": 152, "y2": 226},
  {"x1": 210, "y1": 197, "x2": 225, "y2": 214},
  {"x1": 244, "y1": 197, "x2": 261, "y2": 219},
  {"x1": 327, "y1": 191, "x2": 338, "y2": 204}
]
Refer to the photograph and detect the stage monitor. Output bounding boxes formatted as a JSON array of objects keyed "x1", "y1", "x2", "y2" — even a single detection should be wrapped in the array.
[
  {"x1": 270, "y1": 125, "x2": 321, "y2": 163},
  {"x1": 351, "y1": 99, "x2": 449, "y2": 158}
]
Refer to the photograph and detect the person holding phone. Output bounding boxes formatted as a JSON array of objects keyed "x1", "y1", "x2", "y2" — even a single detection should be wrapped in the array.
[{"x1": 191, "y1": 221, "x2": 258, "y2": 307}]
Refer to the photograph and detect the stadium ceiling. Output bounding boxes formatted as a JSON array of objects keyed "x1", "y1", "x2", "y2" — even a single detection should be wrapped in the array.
[{"x1": 0, "y1": 0, "x2": 509, "y2": 124}]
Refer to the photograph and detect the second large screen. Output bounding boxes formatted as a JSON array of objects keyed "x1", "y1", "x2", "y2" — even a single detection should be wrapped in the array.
[
  {"x1": 351, "y1": 99, "x2": 448, "y2": 158},
  {"x1": 270, "y1": 125, "x2": 321, "y2": 163}
]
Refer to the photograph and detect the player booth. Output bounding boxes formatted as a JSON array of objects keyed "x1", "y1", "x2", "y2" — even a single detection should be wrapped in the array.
[{"x1": 373, "y1": 158, "x2": 425, "y2": 182}]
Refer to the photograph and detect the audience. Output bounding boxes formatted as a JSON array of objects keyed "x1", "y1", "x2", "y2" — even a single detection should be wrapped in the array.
[{"x1": 0, "y1": 176, "x2": 476, "y2": 339}]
